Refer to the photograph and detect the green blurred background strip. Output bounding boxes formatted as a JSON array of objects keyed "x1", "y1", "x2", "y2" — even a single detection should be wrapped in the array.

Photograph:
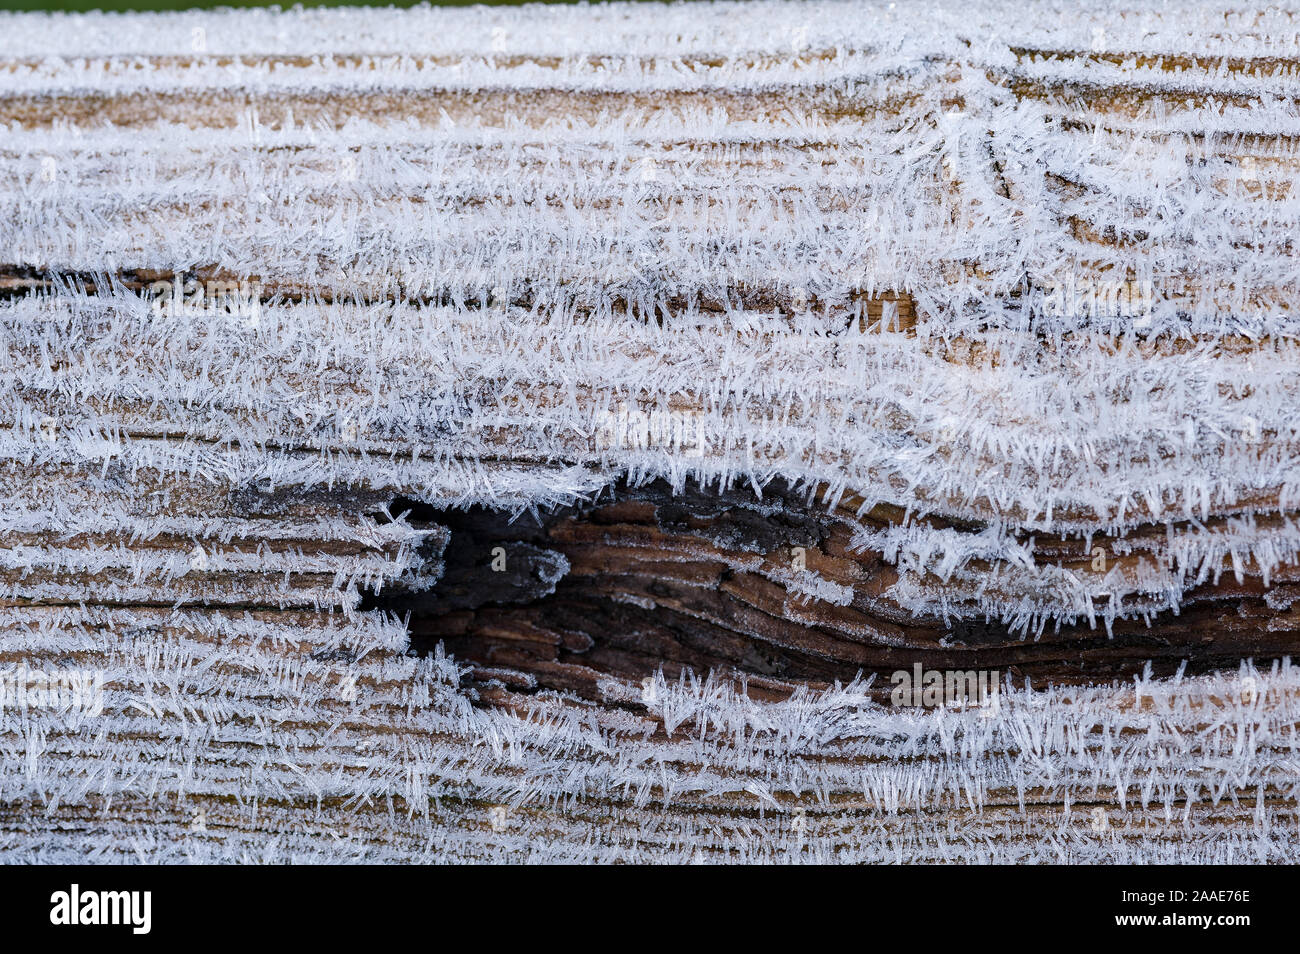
[{"x1": 0, "y1": 1, "x2": 557, "y2": 11}]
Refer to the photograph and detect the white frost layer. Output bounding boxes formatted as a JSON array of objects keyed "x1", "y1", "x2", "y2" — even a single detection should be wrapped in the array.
[{"x1": 2, "y1": 1, "x2": 1300, "y2": 863}]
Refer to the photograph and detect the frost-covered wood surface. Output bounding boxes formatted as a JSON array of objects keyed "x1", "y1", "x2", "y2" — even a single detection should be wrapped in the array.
[{"x1": 1, "y1": 0, "x2": 1299, "y2": 863}]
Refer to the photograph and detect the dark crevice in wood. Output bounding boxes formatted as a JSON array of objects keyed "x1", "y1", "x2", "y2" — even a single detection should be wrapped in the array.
[
  {"x1": 361, "y1": 476, "x2": 1300, "y2": 705},
  {"x1": 0, "y1": 265, "x2": 916, "y2": 329}
]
